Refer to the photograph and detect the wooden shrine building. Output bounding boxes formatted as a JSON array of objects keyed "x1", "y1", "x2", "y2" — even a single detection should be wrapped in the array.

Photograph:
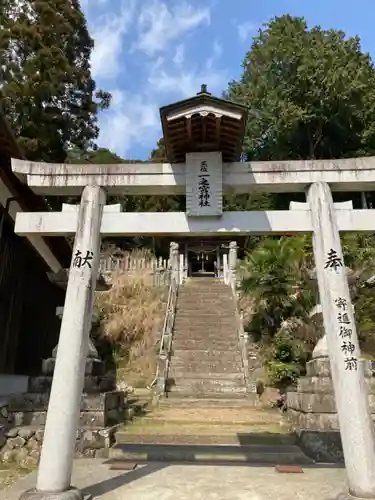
[
  {"x1": 160, "y1": 85, "x2": 248, "y2": 277},
  {"x1": 0, "y1": 110, "x2": 71, "y2": 383}
]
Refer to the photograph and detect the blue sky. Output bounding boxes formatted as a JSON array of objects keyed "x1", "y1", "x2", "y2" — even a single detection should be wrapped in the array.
[{"x1": 81, "y1": 0, "x2": 375, "y2": 160}]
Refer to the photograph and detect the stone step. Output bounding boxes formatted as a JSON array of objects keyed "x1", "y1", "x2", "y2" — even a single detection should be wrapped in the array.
[
  {"x1": 168, "y1": 374, "x2": 244, "y2": 385},
  {"x1": 167, "y1": 384, "x2": 247, "y2": 397},
  {"x1": 171, "y1": 349, "x2": 242, "y2": 363},
  {"x1": 178, "y1": 287, "x2": 233, "y2": 293},
  {"x1": 28, "y1": 376, "x2": 115, "y2": 394},
  {"x1": 114, "y1": 432, "x2": 296, "y2": 445},
  {"x1": 175, "y1": 309, "x2": 236, "y2": 317},
  {"x1": 109, "y1": 442, "x2": 312, "y2": 465},
  {"x1": 170, "y1": 356, "x2": 243, "y2": 367},
  {"x1": 158, "y1": 396, "x2": 259, "y2": 408},
  {"x1": 173, "y1": 331, "x2": 237, "y2": 340},
  {"x1": 169, "y1": 361, "x2": 243, "y2": 374},
  {"x1": 174, "y1": 318, "x2": 236, "y2": 326},
  {"x1": 172, "y1": 330, "x2": 238, "y2": 340},
  {"x1": 177, "y1": 298, "x2": 234, "y2": 306},
  {"x1": 167, "y1": 378, "x2": 245, "y2": 394},
  {"x1": 172, "y1": 339, "x2": 239, "y2": 350},
  {"x1": 139, "y1": 405, "x2": 272, "y2": 424},
  {"x1": 174, "y1": 326, "x2": 238, "y2": 334},
  {"x1": 167, "y1": 391, "x2": 253, "y2": 401},
  {"x1": 177, "y1": 297, "x2": 233, "y2": 303},
  {"x1": 175, "y1": 313, "x2": 236, "y2": 320},
  {"x1": 167, "y1": 372, "x2": 244, "y2": 381}
]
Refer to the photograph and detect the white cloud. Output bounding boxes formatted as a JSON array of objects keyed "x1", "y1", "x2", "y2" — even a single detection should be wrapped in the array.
[
  {"x1": 206, "y1": 40, "x2": 222, "y2": 70},
  {"x1": 148, "y1": 67, "x2": 226, "y2": 99},
  {"x1": 148, "y1": 40, "x2": 227, "y2": 98},
  {"x1": 98, "y1": 91, "x2": 160, "y2": 157},
  {"x1": 88, "y1": 0, "x2": 136, "y2": 79},
  {"x1": 136, "y1": 1, "x2": 210, "y2": 56},
  {"x1": 237, "y1": 21, "x2": 256, "y2": 42},
  {"x1": 173, "y1": 45, "x2": 185, "y2": 66},
  {"x1": 83, "y1": 0, "x2": 228, "y2": 157}
]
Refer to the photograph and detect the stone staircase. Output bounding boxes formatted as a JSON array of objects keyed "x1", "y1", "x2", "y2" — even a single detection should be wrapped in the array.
[
  {"x1": 109, "y1": 395, "x2": 313, "y2": 465},
  {"x1": 108, "y1": 275, "x2": 313, "y2": 465},
  {"x1": 167, "y1": 277, "x2": 248, "y2": 399}
]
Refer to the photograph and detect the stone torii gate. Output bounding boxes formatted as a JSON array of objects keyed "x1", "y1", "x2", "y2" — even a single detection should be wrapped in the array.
[{"x1": 13, "y1": 87, "x2": 375, "y2": 500}]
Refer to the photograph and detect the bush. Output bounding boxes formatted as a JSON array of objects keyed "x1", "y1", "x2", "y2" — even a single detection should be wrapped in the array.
[
  {"x1": 266, "y1": 360, "x2": 301, "y2": 388},
  {"x1": 95, "y1": 252, "x2": 168, "y2": 387},
  {"x1": 265, "y1": 327, "x2": 305, "y2": 388}
]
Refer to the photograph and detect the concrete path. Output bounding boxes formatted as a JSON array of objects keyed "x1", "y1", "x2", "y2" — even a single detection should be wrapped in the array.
[{"x1": 0, "y1": 459, "x2": 348, "y2": 500}]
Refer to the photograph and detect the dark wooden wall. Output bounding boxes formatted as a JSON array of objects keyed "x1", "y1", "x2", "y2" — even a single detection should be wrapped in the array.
[{"x1": 0, "y1": 208, "x2": 65, "y2": 375}]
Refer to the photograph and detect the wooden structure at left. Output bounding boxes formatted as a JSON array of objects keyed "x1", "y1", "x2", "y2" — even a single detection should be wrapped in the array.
[{"x1": 0, "y1": 110, "x2": 71, "y2": 378}]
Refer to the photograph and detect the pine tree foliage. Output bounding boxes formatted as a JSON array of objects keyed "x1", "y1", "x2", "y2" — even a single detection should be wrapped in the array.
[
  {"x1": 0, "y1": 0, "x2": 111, "y2": 161},
  {"x1": 228, "y1": 15, "x2": 375, "y2": 162}
]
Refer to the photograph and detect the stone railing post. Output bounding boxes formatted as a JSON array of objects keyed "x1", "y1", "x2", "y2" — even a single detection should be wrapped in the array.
[
  {"x1": 307, "y1": 181, "x2": 375, "y2": 499},
  {"x1": 229, "y1": 241, "x2": 238, "y2": 293},
  {"x1": 223, "y1": 254, "x2": 229, "y2": 285},
  {"x1": 169, "y1": 242, "x2": 179, "y2": 284},
  {"x1": 22, "y1": 186, "x2": 106, "y2": 500},
  {"x1": 179, "y1": 253, "x2": 185, "y2": 284},
  {"x1": 229, "y1": 240, "x2": 237, "y2": 271}
]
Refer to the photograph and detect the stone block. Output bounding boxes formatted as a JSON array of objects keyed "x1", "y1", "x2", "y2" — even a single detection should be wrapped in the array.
[
  {"x1": 288, "y1": 391, "x2": 375, "y2": 415},
  {"x1": 28, "y1": 375, "x2": 115, "y2": 394},
  {"x1": 0, "y1": 424, "x2": 118, "y2": 464},
  {"x1": 42, "y1": 358, "x2": 104, "y2": 376},
  {"x1": 297, "y1": 430, "x2": 344, "y2": 463},
  {"x1": 297, "y1": 375, "x2": 375, "y2": 394},
  {"x1": 0, "y1": 426, "x2": 6, "y2": 448},
  {"x1": 287, "y1": 408, "x2": 340, "y2": 431},
  {"x1": 7, "y1": 391, "x2": 124, "y2": 428},
  {"x1": 297, "y1": 376, "x2": 334, "y2": 394},
  {"x1": 11, "y1": 408, "x2": 123, "y2": 428},
  {"x1": 8, "y1": 391, "x2": 124, "y2": 413},
  {"x1": 306, "y1": 357, "x2": 372, "y2": 378}
]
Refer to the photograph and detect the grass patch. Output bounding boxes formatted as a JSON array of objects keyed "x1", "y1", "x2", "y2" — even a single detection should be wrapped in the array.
[
  {"x1": 96, "y1": 249, "x2": 168, "y2": 388},
  {"x1": 0, "y1": 463, "x2": 35, "y2": 490}
]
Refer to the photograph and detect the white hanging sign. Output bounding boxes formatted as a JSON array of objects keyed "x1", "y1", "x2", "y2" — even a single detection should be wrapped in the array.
[{"x1": 186, "y1": 152, "x2": 223, "y2": 217}]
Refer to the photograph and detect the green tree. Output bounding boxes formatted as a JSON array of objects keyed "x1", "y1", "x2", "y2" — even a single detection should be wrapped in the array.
[
  {"x1": 149, "y1": 138, "x2": 167, "y2": 162},
  {"x1": 0, "y1": 0, "x2": 111, "y2": 162},
  {"x1": 240, "y1": 236, "x2": 313, "y2": 337},
  {"x1": 228, "y1": 15, "x2": 375, "y2": 162}
]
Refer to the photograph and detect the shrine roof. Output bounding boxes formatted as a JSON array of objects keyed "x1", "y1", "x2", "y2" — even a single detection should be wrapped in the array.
[{"x1": 160, "y1": 85, "x2": 248, "y2": 163}]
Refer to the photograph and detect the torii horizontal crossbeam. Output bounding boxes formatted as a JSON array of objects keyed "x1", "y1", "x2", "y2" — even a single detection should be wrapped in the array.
[
  {"x1": 14, "y1": 210, "x2": 375, "y2": 236},
  {"x1": 11, "y1": 157, "x2": 375, "y2": 195}
]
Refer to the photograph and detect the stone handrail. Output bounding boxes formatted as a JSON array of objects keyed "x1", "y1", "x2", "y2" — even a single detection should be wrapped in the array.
[
  {"x1": 228, "y1": 270, "x2": 251, "y2": 393},
  {"x1": 153, "y1": 274, "x2": 179, "y2": 394}
]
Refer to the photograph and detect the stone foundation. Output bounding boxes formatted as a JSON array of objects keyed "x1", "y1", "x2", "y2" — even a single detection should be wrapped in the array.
[
  {"x1": 0, "y1": 423, "x2": 118, "y2": 466},
  {"x1": 0, "y1": 358, "x2": 125, "y2": 465},
  {"x1": 287, "y1": 357, "x2": 374, "y2": 463}
]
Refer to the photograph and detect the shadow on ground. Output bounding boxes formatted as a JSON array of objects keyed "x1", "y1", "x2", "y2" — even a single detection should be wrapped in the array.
[{"x1": 81, "y1": 463, "x2": 168, "y2": 497}]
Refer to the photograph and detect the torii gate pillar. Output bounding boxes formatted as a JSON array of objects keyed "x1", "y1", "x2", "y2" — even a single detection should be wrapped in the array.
[
  {"x1": 308, "y1": 181, "x2": 375, "y2": 499},
  {"x1": 20, "y1": 185, "x2": 106, "y2": 500}
]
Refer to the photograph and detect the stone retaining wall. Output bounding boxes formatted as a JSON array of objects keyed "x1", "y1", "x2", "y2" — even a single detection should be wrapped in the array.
[
  {"x1": 287, "y1": 357, "x2": 374, "y2": 463},
  {"x1": 0, "y1": 425, "x2": 117, "y2": 466},
  {"x1": 0, "y1": 390, "x2": 125, "y2": 466}
]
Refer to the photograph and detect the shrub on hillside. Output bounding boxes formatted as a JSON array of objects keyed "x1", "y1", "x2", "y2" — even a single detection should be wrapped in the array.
[
  {"x1": 95, "y1": 252, "x2": 168, "y2": 388},
  {"x1": 239, "y1": 233, "x2": 375, "y2": 388}
]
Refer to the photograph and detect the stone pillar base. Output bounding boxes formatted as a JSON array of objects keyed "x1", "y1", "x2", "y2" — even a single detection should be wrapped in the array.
[
  {"x1": 42, "y1": 358, "x2": 104, "y2": 377},
  {"x1": 19, "y1": 487, "x2": 91, "y2": 500},
  {"x1": 336, "y1": 493, "x2": 375, "y2": 500},
  {"x1": 287, "y1": 357, "x2": 375, "y2": 463}
]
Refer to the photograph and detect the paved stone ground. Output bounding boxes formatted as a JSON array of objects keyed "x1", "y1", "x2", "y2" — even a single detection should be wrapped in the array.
[{"x1": 0, "y1": 459, "x2": 348, "y2": 500}]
